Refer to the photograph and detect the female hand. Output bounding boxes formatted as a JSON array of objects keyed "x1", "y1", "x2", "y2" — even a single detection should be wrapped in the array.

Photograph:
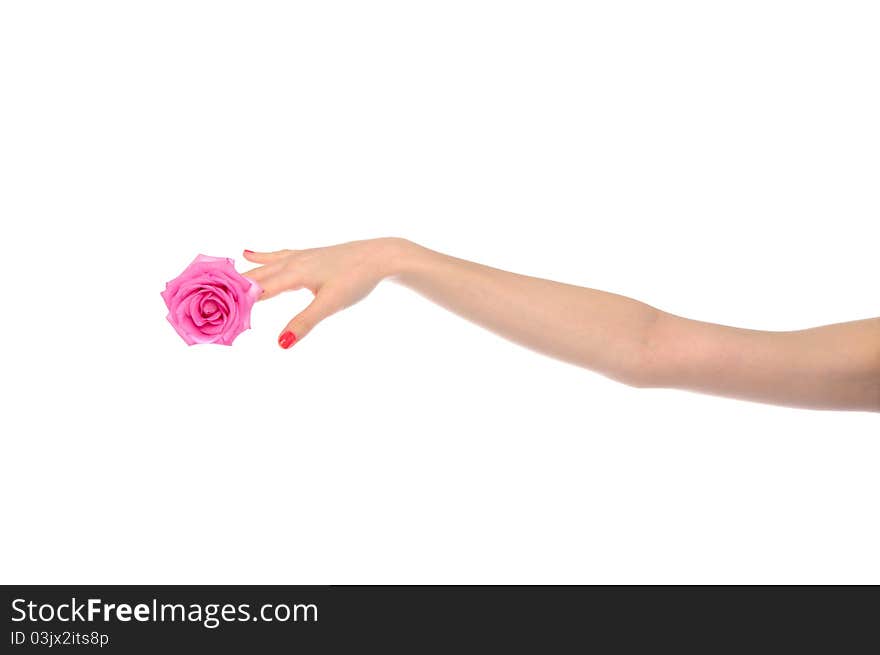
[{"x1": 242, "y1": 238, "x2": 405, "y2": 348}]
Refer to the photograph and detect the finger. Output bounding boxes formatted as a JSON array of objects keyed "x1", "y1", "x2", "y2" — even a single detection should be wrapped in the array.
[
  {"x1": 241, "y1": 262, "x2": 282, "y2": 284},
  {"x1": 278, "y1": 294, "x2": 337, "y2": 349},
  {"x1": 254, "y1": 267, "x2": 303, "y2": 301},
  {"x1": 242, "y1": 249, "x2": 292, "y2": 264}
]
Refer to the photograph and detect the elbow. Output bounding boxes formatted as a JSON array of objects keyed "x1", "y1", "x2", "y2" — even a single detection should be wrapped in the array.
[
  {"x1": 605, "y1": 311, "x2": 674, "y2": 390},
  {"x1": 609, "y1": 358, "x2": 667, "y2": 390},
  {"x1": 615, "y1": 369, "x2": 663, "y2": 390}
]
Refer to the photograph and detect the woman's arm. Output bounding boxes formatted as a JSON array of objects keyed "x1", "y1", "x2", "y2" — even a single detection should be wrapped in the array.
[{"x1": 243, "y1": 238, "x2": 880, "y2": 412}]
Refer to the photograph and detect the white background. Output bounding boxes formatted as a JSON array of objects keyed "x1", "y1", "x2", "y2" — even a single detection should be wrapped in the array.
[{"x1": 1, "y1": 1, "x2": 877, "y2": 584}]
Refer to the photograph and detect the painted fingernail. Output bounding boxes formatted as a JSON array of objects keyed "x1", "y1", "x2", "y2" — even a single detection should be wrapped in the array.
[
  {"x1": 279, "y1": 331, "x2": 297, "y2": 349},
  {"x1": 244, "y1": 249, "x2": 254, "y2": 254}
]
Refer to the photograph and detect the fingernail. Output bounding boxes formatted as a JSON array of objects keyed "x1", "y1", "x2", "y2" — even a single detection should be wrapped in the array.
[
  {"x1": 278, "y1": 331, "x2": 297, "y2": 349},
  {"x1": 244, "y1": 249, "x2": 254, "y2": 255}
]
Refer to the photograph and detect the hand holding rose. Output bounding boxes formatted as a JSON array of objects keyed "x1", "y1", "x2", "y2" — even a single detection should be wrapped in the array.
[{"x1": 166, "y1": 238, "x2": 880, "y2": 411}]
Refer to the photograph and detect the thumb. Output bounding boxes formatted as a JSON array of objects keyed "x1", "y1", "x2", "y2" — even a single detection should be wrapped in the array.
[{"x1": 278, "y1": 294, "x2": 335, "y2": 349}]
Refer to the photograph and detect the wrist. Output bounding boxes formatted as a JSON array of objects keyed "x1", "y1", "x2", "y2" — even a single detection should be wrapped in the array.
[{"x1": 372, "y1": 237, "x2": 423, "y2": 280}]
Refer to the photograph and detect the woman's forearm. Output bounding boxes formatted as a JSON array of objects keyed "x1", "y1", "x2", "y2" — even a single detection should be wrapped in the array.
[
  {"x1": 387, "y1": 240, "x2": 663, "y2": 387},
  {"x1": 386, "y1": 239, "x2": 880, "y2": 411}
]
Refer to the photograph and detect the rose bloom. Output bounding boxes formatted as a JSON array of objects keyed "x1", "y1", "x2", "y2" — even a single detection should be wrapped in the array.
[{"x1": 161, "y1": 254, "x2": 261, "y2": 345}]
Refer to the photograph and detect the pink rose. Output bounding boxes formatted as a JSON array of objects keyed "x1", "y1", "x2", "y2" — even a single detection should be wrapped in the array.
[{"x1": 161, "y1": 254, "x2": 261, "y2": 345}]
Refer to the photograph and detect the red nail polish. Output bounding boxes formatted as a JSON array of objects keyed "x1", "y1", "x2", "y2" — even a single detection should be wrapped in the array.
[
  {"x1": 279, "y1": 331, "x2": 297, "y2": 349},
  {"x1": 244, "y1": 249, "x2": 254, "y2": 254}
]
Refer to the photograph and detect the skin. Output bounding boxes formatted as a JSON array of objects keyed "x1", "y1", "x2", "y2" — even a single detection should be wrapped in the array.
[{"x1": 243, "y1": 238, "x2": 880, "y2": 412}]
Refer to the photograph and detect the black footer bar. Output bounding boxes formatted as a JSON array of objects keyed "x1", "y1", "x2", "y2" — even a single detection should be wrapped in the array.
[{"x1": 2, "y1": 585, "x2": 875, "y2": 652}]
